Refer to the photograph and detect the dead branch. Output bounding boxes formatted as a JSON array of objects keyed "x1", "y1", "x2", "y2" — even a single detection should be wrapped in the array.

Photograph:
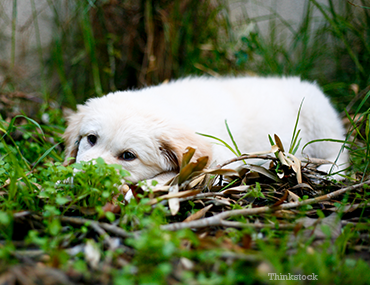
[
  {"x1": 60, "y1": 216, "x2": 132, "y2": 239},
  {"x1": 161, "y1": 179, "x2": 370, "y2": 231},
  {"x1": 219, "y1": 220, "x2": 295, "y2": 229}
]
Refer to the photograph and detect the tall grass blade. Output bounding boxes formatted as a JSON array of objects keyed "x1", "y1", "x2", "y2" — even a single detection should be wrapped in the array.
[
  {"x1": 302, "y1": 138, "x2": 355, "y2": 152},
  {"x1": 197, "y1": 132, "x2": 239, "y2": 157},
  {"x1": 32, "y1": 143, "x2": 61, "y2": 171},
  {"x1": 2, "y1": 115, "x2": 45, "y2": 139},
  {"x1": 289, "y1": 99, "x2": 304, "y2": 154},
  {"x1": 225, "y1": 120, "x2": 242, "y2": 156}
]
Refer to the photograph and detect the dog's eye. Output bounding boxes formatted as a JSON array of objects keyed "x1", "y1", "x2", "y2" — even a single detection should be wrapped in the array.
[
  {"x1": 121, "y1": 151, "x2": 136, "y2": 161},
  {"x1": 87, "y1": 134, "x2": 97, "y2": 146}
]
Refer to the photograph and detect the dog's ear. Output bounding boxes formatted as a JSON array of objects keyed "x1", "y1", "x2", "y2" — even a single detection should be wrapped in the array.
[
  {"x1": 63, "y1": 106, "x2": 85, "y2": 166},
  {"x1": 159, "y1": 128, "x2": 212, "y2": 171}
]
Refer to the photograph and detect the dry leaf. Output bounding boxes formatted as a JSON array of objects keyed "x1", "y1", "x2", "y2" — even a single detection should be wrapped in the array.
[
  {"x1": 287, "y1": 190, "x2": 300, "y2": 202},
  {"x1": 240, "y1": 144, "x2": 279, "y2": 156},
  {"x1": 168, "y1": 185, "x2": 180, "y2": 216},
  {"x1": 274, "y1": 134, "x2": 285, "y2": 152},
  {"x1": 178, "y1": 156, "x2": 209, "y2": 185},
  {"x1": 278, "y1": 151, "x2": 290, "y2": 167},
  {"x1": 285, "y1": 152, "x2": 302, "y2": 183},
  {"x1": 85, "y1": 240, "x2": 100, "y2": 269},
  {"x1": 221, "y1": 185, "x2": 251, "y2": 194},
  {"x1": 181, "y1": 147, "x2": 196, "y2": 169},
  {"x1": 203, "y1": 168, "x2": 239, "y2": 176},
  {"x1": 291, "y1": 183, "x2": 314, "y2": 191},
  {"x1": 350, "y1": 83, "x2": 359, "y2": 95},
  {"x1": 149, "y1": 189, "x2": 202, "y2": 205},
  {"x1": 297, "y1": 213, "x2": 341, "y2": 240},
  {"x1": 183, "y1": 204, "x2": 213, "y2": 222},
  {"x1": 188, "y1": 174, "x2": 206, "y2": 188},
  {"x1": 271, "y1": 190, "x2": 288, "y2": 207},
  {"x1": 302, "y1": 157, "x2": 335, "y2": 166},
  {"x1": 240, "y1": 164, "x2": 281, "y2": 182},
  {"x1": 180, "y1": 257, "x2": 194, "y2": 270}
]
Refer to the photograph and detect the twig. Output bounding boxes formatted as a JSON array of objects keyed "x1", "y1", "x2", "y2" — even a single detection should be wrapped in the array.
[
  {"x1": 161, "y1": 180, "x2": 370, "y2": 231},
  {"x1": 89, "y1": 222, "x2": 116, "y2": 250},
  {"x1": 60, "y1": 216, "x2": 132, "y2": 239},
  {"x1": 217, "y1": 154, "x2": 277, "y2": 169},
  {"x1": 219, "y1": 220, "x2": 295, "y2": 229},
  {"x1": 156, "y1": 192, "x2": 227, "y2": 207}
]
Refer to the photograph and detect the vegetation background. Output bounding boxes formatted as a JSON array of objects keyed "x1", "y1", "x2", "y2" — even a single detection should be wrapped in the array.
[{"x1": 0, "y1": 0, "x2": 370, "y2": 284}]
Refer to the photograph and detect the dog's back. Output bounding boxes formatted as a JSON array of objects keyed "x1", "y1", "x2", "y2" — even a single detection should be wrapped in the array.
[
  {"x1": 111, "y1": 76, "x2": 347, "y2": 170},
  {"x1": 65, "y1": 76, "x2": 348, "y2": 182}
]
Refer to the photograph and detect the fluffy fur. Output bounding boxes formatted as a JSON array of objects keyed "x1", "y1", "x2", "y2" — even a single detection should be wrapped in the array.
[{"x1": 63, "y1": 76, "x2": 348, "y2": 183}]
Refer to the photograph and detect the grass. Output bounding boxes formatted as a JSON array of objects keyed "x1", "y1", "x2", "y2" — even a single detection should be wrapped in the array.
[{"x1": 0, "y1": 0, "x2": 370, "y2": 284}]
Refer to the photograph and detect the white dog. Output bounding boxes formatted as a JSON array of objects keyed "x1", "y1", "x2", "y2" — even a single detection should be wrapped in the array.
[{"x1": 63, "y1": 76, "x2": 348, "y2": 183}]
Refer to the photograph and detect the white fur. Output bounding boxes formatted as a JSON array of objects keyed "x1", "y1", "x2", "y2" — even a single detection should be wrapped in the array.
[{"x1": 63, "y1": 76, "x2": 348, "y2": 183}]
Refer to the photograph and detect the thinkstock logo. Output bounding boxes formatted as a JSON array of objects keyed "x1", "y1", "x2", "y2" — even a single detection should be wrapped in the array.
[{"x1": 268, "y1": 273, "x2": 318, "y2": 281}]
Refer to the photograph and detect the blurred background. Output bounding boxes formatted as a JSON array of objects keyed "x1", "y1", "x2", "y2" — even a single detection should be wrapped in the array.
[{"x1": 0, "y1": 0, "x2": 369, "y2": 113}]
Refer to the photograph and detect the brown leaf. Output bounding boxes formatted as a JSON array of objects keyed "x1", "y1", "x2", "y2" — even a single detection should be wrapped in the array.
[
  {"x1": 181, "y1": 147, "x2": 196, "y2": 169},
  {"x1": 178, "y1": 156, "x2": 209, "y2": 184},
  {"x1": 241, "y1": 234, "x2": 252, "y2": 249},
  {"x1": 183, "y1": 204, "x2": 213, "y2": 222},
  {"x1": 240, "y1": 144, "x2": 279, "y2": 156},
  {"x1": 221, "y1": 185, "x2": 251, "y2": 195},
  {"x1": 274, "y1": 134, "x2": 285, "y2": 152},
  {"x1": 287, "y1": 190, "x2": 300, "y2": 202},
  {"x1": 285, "y1": 152, "x2": 302, "y2": 183},
  {"x1": 203, "y1": 168, "x2": 239, "y2": 176},
  {"x1": 291, "y1": 183, "x2": 314, "y2": 191},
  {"x1": 297, "y1": 213, "x2": 341, "y2": 240},
  {"x1": 278, "y1": 151, "x2": 290, "y2": 167},
  {"x1": 271, "y1": 190, "x2": 289, "y2": 207},
  {"x1": 206, "y1": 198, "x2": 231, "y2": 206},
  {"x1": 302, "y1": 157, "x2": 335, "y2": 166},
  {"x1": 79, "y1": 207, "x2": 98, "y2": 215},
  {"x1": 102, "y1": 203, "x2": 121, "y2": 214},
  {"x1": 240, "y1": 164, "x2": 281, "y2": 182},
  {"x1": 188, "y1": 174, "x2": 206, "y2": 189}
]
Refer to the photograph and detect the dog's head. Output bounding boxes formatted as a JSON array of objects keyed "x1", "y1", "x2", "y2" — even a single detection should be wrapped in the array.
[{"x1": 63, "y1": 93, "x2": 212, "y2": 183}]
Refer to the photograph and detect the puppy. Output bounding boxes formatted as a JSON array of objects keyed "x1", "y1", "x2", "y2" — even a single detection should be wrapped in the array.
[{"x1": 63, "y1": 76, "x2": 348, "y2": 183}]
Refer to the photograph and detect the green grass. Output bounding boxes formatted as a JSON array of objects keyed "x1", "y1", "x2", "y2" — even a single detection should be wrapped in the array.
[{"x1": 1, "y1": 0, "x2": 370, "y2": 284}]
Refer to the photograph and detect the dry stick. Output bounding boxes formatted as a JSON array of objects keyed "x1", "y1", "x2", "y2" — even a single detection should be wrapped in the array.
[
  {"x1": 89, "y1": 222, "x2": 116, "y2": 249},
  {"x1": 161, "y1": 179, "x2": 370, "y2": 231},
  {"x1": 157, "y1": 192, "x2": 227, "y2": 207},
  {"x1": 217, "y1": 154, "x2": 277, "y2": 169},
  {"x1": 60, "y1": 216, "x2": 132, "y2": 239},
  {"x1": 217, "y1": 153, "x2": 330, "y2": 170},
  {"x1": 219, "y1": 220, "x2": 295, "y2": 230}
]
